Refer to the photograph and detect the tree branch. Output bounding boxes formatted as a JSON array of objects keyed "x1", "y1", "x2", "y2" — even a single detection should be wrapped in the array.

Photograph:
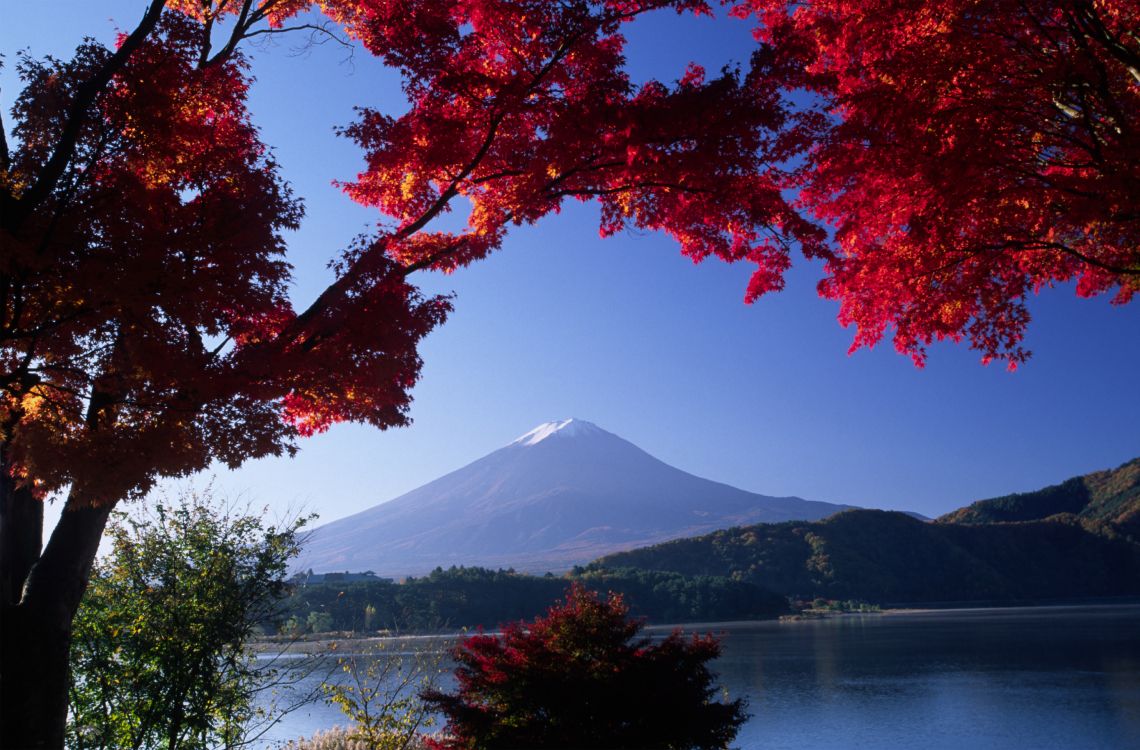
[
  {"x1": 1014, "y1": 239, "x2": 1140, "y2": 276},
  {"x1": 203, "y1": 0, "x2": 256, "y2": 67},
  {"x1": 198, "y1": 13, "x2": 217, "y2": 67},
  {"x1": 261, "y1": 4, "x2": 670, "y2": 350},
  {"x1": 203, "y1": 0, "x2": 313, "y2": 68},
  {"x1": 242, "y1": 22, "x2": 353, "y2": 51},
  {"x1": 20, "y1": 493, "x2": 111, "y2": 618},
  {"x1": 3, "y1": 0, "x2": 168, "y2": 233},
  {"x1": 0, "y1": 443, "x2": 43, "y2": 608},
  {"x1": 1073, "y1": 2, "x2": 1140, "y2": 85},
  {"x1": 0, "y1": 109, "x2": 9, "y2": 175},
  {"x1": 925, "y1": 238, "x2": 1140, "y2": 282}
]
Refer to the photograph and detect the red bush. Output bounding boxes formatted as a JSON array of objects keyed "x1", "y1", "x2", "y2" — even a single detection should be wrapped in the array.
[{"x1": 423, "y1": 583, "x2": 747, "y2": 750}]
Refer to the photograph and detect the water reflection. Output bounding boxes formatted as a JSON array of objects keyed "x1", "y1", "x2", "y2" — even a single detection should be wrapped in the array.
[
  {"x1": 258, "y1": 604, "x2": 1140, "y2": 750},
  {"x1": 720, "y1": 605, "x2": 1140, "y2": 750}
]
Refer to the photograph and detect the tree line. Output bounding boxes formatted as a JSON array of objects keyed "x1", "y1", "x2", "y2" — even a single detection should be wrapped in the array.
[
  {"x1": 595, "y1": 508, "x2": 1140, "y2": 606},
  {"x1": 276, "y1": 564, "x2": 788, "y2": 634}
]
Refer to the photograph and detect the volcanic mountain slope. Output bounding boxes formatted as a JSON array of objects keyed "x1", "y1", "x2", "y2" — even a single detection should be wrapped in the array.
[{"x1": 299, "y1": 419, "x2": 853, "y2": 575}]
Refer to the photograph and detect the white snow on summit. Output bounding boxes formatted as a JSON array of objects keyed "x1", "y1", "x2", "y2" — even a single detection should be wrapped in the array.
[
  {"x1": 510, "y1": 418, "x2": 601, "y2": 447},
  {"x1": 300, "y1": 417, "x2": 858, "y2": 576}
]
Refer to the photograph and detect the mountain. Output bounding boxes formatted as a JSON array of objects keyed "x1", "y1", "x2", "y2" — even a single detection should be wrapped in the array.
[
  {"x1": 299, "y1": 419, "x2": 854, "y2": 576},
  {"x1": 593, "y1": 459, "x2": 1140, "y2": 605},
  {"x1": 938, "y1": 457, "x2": 1140, "y2": 532}
]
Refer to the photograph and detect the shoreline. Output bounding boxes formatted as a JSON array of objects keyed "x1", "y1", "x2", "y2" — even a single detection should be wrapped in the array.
[
  {"x1": 254, "y1": 600, "x2": 1140, "y2": 652},
  {"x1": 252, "y1": 630, "x2": 464, "y2": 655}
]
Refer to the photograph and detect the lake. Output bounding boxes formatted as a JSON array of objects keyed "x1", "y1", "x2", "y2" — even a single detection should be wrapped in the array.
[{"x1": 254, "y1": 603, "x2": 1140, "y2": 749}]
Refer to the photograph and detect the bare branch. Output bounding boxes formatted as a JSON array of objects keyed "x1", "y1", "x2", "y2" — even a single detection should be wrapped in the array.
[
  {"x1": 199, "y1": 0, "x2": 253, "y2": 67},
  {"x1": 243, "y1": 21, "x2": 355, "y2": 60},
  {"x1": 203, "y1": 0, "x2": 319, "y2": 67}
]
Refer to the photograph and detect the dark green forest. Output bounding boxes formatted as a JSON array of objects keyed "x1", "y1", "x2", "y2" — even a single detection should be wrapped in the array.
[
  {"x1": 939, "y1": 457, "x2": 1140, "y2": 530},
  {"x1": 593, "y1": 509, "x2": 1140, "y2": 605},
  {"x1": 275, "y1": 565, "x2": 789, "y2": 634},
  {"x1": 596, "y1": 458, "x2": 1140, "y2": 605}
]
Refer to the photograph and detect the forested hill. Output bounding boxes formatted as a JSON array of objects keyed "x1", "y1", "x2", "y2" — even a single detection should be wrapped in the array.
[
  {"x1": 938, "y1": 458, "x2": 1140, "y2": 531},
  {"x1": 591, "y1": 509, "x2": 1140, "y2": 605}
]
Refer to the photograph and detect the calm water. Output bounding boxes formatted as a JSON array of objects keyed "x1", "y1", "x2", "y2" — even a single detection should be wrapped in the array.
[{"x1": 256, "y1": 604, "x2": 1140, "y2": 749}]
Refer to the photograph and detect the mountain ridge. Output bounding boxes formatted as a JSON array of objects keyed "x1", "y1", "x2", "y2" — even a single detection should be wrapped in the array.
[
  {"x1": 938, "y1": 457, "x2": 1140, "y2": 531},
  {"x1": 299, "y1": 419, "x2": 854, "y2": 575},
  {"x1": 592, "y1": 458, "x2": 1140, "y2": 604}
]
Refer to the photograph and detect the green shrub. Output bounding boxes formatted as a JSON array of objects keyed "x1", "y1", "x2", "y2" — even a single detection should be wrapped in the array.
[{"x1": 67, "y1": 491, "x2": 311, "y2": 750}]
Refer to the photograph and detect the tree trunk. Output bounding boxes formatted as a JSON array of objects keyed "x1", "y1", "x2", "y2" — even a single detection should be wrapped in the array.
[
  {"x1": 1, "y1": 600, "x2": 73, "y2": 750},
  {"x1": 0, "y1": 483, "x2": 111, "y2": 750}
]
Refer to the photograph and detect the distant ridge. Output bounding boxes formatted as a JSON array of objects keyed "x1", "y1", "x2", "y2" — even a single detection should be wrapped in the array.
[
  {"x1": 299, "y1": 419, "x2": 854, "y2": 576},
  {"x1": 939, "y1": 457, "x2": 1140, "y2": 531},
  {"x1": 593, "y1": 458, "x2": 1140, "y2": 605}
]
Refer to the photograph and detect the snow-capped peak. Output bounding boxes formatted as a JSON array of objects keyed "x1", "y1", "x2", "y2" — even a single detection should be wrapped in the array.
[{"x1": 510, "y1": 418, "x2": 601, "y2": 447}]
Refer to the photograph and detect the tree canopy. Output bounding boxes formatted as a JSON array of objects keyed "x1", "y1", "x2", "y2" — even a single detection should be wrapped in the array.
[
  {"x1": 277, "y1": 565, "x2": 788, "y2": 633},
  {"x1": 68, "y1": 493, "x2": 309, "y2": 750},
  {"x1": 3, "y1": 2, "x2": 1137, "y2": 509},
  {"x1": 423, "y1": 583, "x2": 747, "y2": 750},
  {"x1": 736, "y1": 0, "x2": 1140, "y2": 367}
]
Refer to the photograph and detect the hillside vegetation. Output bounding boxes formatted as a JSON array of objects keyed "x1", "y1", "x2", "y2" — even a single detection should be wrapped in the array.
[
  {"x1": 594, "y1": 465, "x2": 1140, "y2": 606},
  {"x1": 939, "y1": 458, "x2": 1140, "y2": 531},
  {"x1": 276, "y1": 565, "x2": 788, "y2": 633}
]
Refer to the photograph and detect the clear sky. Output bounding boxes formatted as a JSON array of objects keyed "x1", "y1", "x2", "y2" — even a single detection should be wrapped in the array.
[{"x1": 6, "y1": 2, "x2": 1139, "y2": 530}]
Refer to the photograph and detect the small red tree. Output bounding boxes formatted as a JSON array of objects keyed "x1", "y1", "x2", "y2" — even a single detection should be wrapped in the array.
[
  {"x1": 0, "y1": 2, "x2": 817, "y2": 747},
  {"x1": 423, "y1": 584, "x2": 747, "y2": 750},
  {"x1": 734, "y1": 0, "x2": 1140, "y2": 367}
]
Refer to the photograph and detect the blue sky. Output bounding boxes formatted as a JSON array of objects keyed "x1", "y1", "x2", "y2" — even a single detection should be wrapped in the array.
[{"x1": 6, "y1": 3, "x2": 1139, "y2": 528}]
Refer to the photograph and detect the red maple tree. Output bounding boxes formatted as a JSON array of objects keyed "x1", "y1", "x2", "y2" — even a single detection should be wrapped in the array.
[
  {"x1": 423, "y1": 583, "x2": 747, "y2": 750},
  {"x1": 0, "y1": 2, "x2": 817, "y2": 746},
  {"x1": 734, "y1": 0, "x2": 1140, "y2": 367},
  {"x1": 7, "y1": 2, "x2": 1134, "y2": 744}
]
